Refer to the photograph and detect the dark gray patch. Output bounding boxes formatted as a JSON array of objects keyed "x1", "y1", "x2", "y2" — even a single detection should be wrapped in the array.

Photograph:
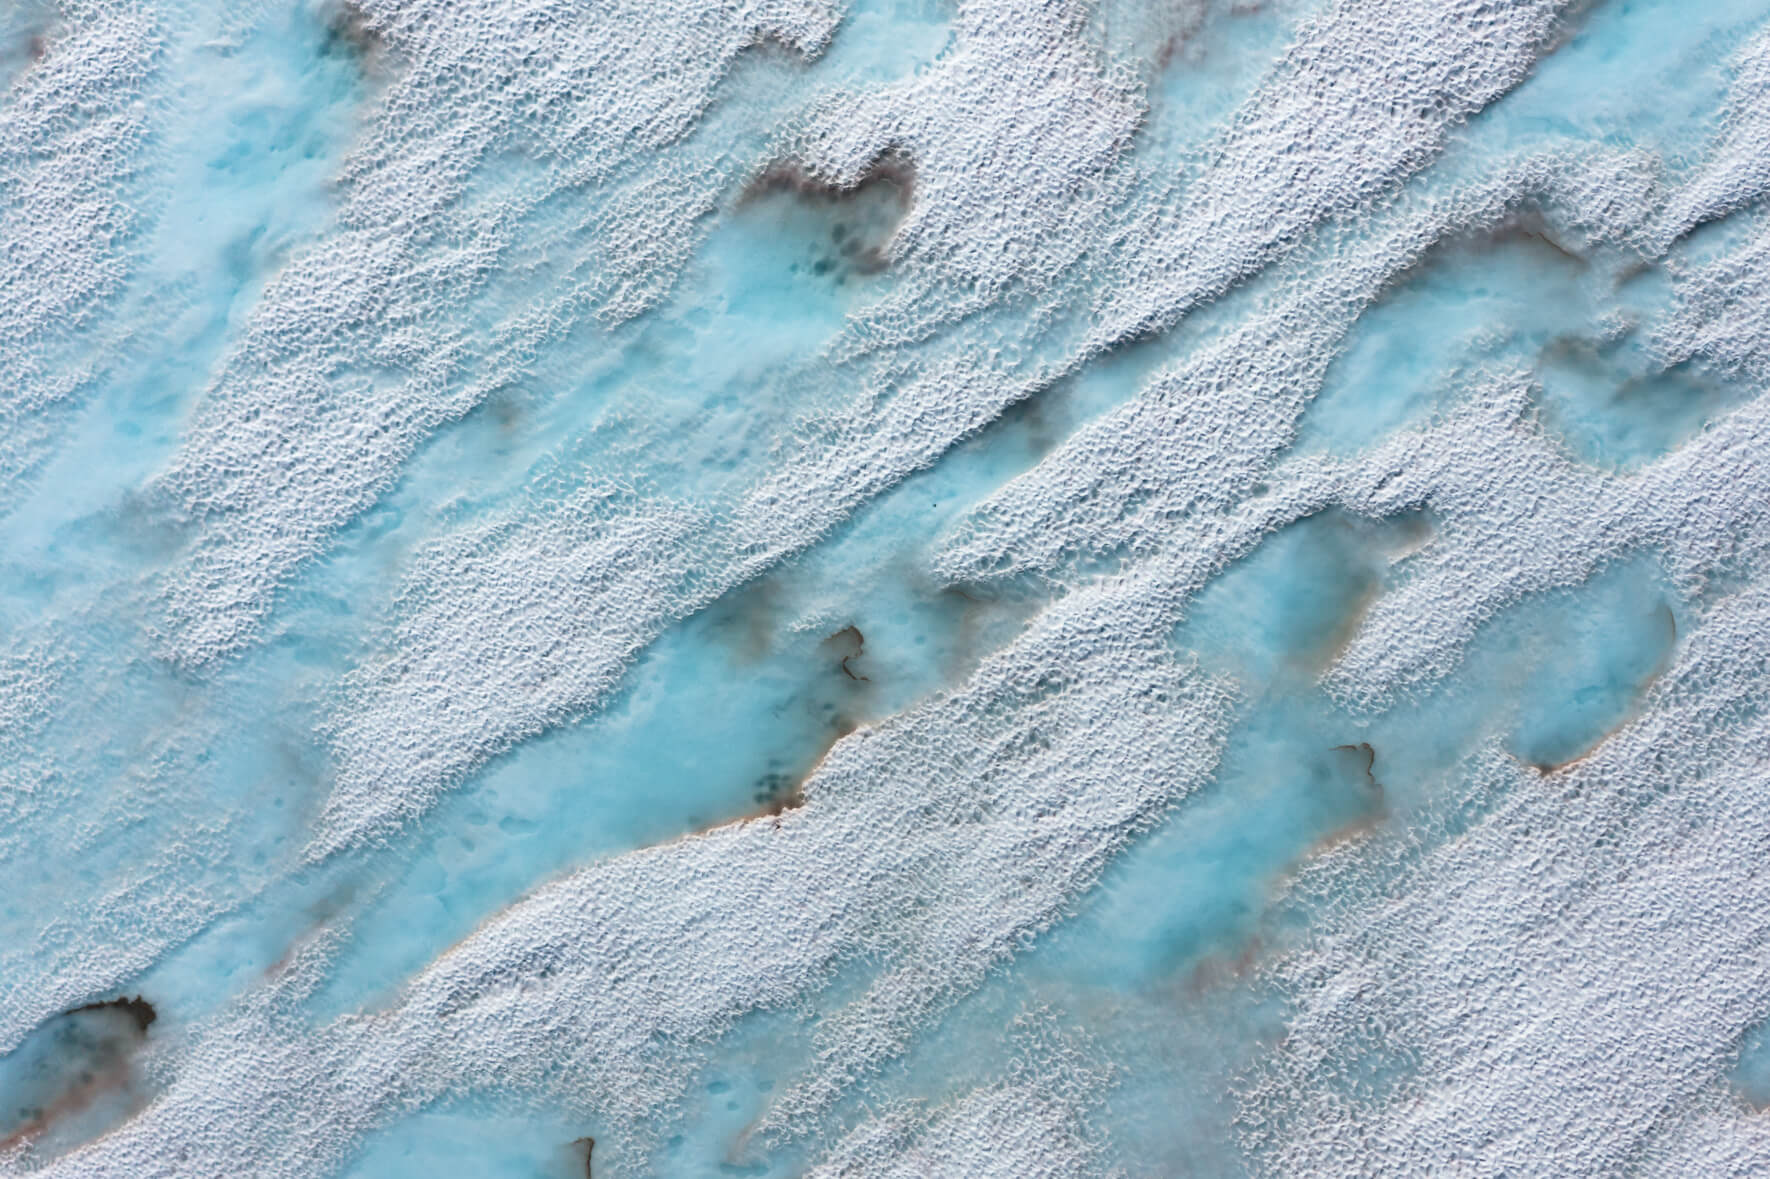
[
  {"x1": 739, "y1": 151, "x2": 917, "y2": 281},
  {"x1": 319, "y1": 0, "x2": 383, "y2": 64},
  {"x1": 0, "y1": 995, "x2": 159, "y2": 1154}
]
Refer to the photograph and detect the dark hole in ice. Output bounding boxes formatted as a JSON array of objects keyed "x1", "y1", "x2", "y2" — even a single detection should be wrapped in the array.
[
  {"x1": 0, "y1": 995, "x2": 158, "y2": 1156},
  {"x1": 64, "y1": 996, "x2": 156, "y2": 1035}
]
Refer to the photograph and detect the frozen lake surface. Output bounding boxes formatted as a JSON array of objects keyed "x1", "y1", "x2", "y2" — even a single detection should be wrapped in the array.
[{"x1": 6, "y1": 0, "x2": 1770, "y2": 1174}]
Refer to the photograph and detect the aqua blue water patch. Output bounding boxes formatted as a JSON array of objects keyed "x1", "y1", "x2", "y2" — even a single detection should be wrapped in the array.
[
  {"x1": 10, "y1": 0, "x2": 1770, "y2": 1175},
  {"x1": 0, "y1": 997, "x2": 157, "y2": 1162}
]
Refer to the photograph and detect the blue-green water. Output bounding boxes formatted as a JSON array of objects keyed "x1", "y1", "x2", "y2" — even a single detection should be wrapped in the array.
[{"x1": 6, "y1": 0, "x2": 1770, "y2": 1175}]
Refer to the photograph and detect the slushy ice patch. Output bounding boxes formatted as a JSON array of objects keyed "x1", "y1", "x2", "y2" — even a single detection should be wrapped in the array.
[
  {"x1": 7, "y1": 0, "x2": 1770, "y2": 1176},
  {"x1": 0, "y1": 998, "x2": 157, "y2": 1160}
]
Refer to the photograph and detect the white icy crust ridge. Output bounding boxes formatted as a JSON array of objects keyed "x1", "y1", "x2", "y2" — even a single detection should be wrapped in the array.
[
  {"x1": 29, "y1": 592, "x2": 1232, "y2": 1176},
  {"x1": 145, "y1": 0, "x2": 844, "y2": 667},
  {"x1": 803, "y1": 1012, "x2": 1120, "y2": 1179},
  {"x1": 1217, "y1": 29, "x2": 1770, "y2": 1179},
  {"x1": 0, "y1": 1, "x2": 157, "y2": 496},
  {"x1": 22, "y1": 0, "x2": 1770, "y2": 1176},
  {"x1": 315, "y1": 0, "x2": 1576, "y2": 856}
]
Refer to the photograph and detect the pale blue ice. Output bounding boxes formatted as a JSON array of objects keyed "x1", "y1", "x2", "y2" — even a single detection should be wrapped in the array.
[{"x1": 5, "y1": 0, "x2": 1770, "y2": 1175}]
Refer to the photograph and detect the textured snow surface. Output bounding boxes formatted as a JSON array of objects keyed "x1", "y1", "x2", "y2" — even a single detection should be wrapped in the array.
[
  {"x1": 0, "y1": 4, "x2": 156, "y2": 496},
  {"x1": 7, "y1": 0, "x2": 1770, "y2": 1174}
]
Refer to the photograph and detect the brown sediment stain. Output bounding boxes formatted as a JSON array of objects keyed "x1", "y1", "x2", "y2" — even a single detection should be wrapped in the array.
[
  {"x1": 3, "y1": 1, "x2": 57, "y2": 82},
  {"x1": 1309, "y1": 580, "x2": 1382, "y2": 676},
  {"x1": 693, "y1": 608, "x2": 879, "y2": 838},
  {"x1": 400, "y1": 708, "x2": 847, "y2": 990},
  {"x1": 936, "y1": 580, "x2": 1042, "y2": 686},
  {"x1": 688, "y1": 778, "x2": 807, "y2": 838},
  {"x1": 1330, "y1": 742, "x2": 1380, "y2": 794},
  {"x1": 486, "y1": 388, "x2": 525, "y2": 434},
  {"x1": 747, "y1": 770, "x2": 807, "y2": 820},
  {"x1": 1539, "y1": 332, "x2": 1611, "y2": 374},
  {"x1": 739, "y1": 150, "x2": 915, "y2": 275},
  {"x1": 65, "y1": 996, "x2": 156, "y2": 1035},
  {"x1": 1487, "y1": 208, "x2": 1588, "y2": 268},
  {"x1": 755, "y1": 715, "x2": 858, "y2": 818},
  {"x1": 2, "y1": 10, "x2": 48, "y2": 71},
  {"x1": 1185, "y1": 933, "x2": 1266, "y2": 995},
  {"x1": 1298, "y1": 743, "x2": 1390, "y2": 860},
  {"x1": 1183, "y1": 745, "x2": 1388, "y2": 998},
  {"x1": 380, "y1": 714, "x2": 852, "y2": 1010},
  {"x1": 1376, "y1": 205, "x2": 1586, "y2": 307},
  {"x1": 1539, "y1": 342, "x2": 1742, "y2": 456},
  {"x1": 263, "y1": 938, "x2": 306, "y2": 981},
  {"x1": 821, "y1": 623, "x2": 869, "y2": 681},
  {"x1": 0, "y1": 1060, "x2": 132, "y2": 1154},
  {"x1": 410, "y1": 718, "x2": 854, "y2": 1009},
  {"x1": 263, "y1": 883, "x2": 358, "y2": 980},
  {"x1": 1735, "y1": 1077, "x2": 1770, "y2": 1114},
  {"x1": 0, "y1": 997, "x2": 158, "y2": 1154},
  {"x1": 107, "y1": 484, "x2": 197, "y2": 563},
  {"x1": 672, "y1": 718, "x2": 866, "y2": 843},
  {"x1": 1614, "y1": 255, "x2": 1658, "y2": 288},
  {"x1": 319, "y1": 0, "x2": 384, "y2": 65},
  {"x1": 741, "y1": 27, "x2": 825, "y2": 62},
  {"x1": 1303, "y1": 511, "x2": 1435, "y2": 676},
  {"x1": 1151, "y1": 0, "x2": 1250, "y2": 76},
  {"x1": 706, "y1": 575, "x2": 786, "y2": 664},
  {"x1": 989, "y1": 383, "x2": 1064, "y2": 460},
  {"x1": 1524, "y1": 746, "x2": 1593, "y2": 778},
  {"x1": 1306, "y1": 807, "x2": 1388, "y2": 859},
  {"x1": 1541, "y1": 0, "x2": 1602, "y2": 57},
  {"x1": 743, "y1": 149, "x2": 916, "y2": 211},
  {"x1": 1153, "y1": 13, "x2": 1205, "y2": 73},
  {"x1": 1381, "y1": 510, "x2": 1436, "y2": 560},
  {"x1": 1611, "y1": 366, "x2": 1702, "y2": 410}
]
